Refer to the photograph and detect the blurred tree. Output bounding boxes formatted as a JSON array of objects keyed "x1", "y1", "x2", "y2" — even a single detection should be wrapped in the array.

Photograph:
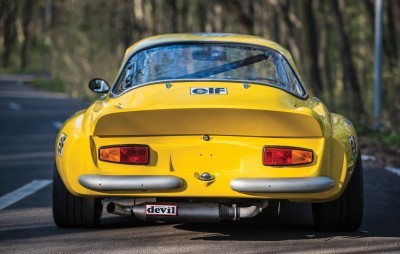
[
  {"x1": 0, "y1": 0, "x2": 398, "y2": 132},
  {"x1": 20, "y1": 0, "x2": 35, "y2": 69},
  {"x1": 1, "y1": 0, "x2": 18, "y2": 68},
  {"x1": 331, "y1": 0, "x2": 364, "y2": 116},
  {"x1": 302, "y1": 0, "x2": 322, "y2": 95}
]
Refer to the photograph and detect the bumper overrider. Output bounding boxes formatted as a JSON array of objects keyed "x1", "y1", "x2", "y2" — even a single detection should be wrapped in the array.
[{"x1": 79, "y1": 174, "x2": 335, "y2": 193}]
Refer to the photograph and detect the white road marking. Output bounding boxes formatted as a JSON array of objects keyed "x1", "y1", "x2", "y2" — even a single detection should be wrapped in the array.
[
  {"x1": 361, "y1": 154, "x2": 376, "y2": 162},
  {"x1": 0, "y1": 152, "x2": 53, "y2": 161},
  {"x1": 52, "y1": 121, "x2": 63, "y2": 130},
  {"x1": 385, "y1": 166, "x2": 400, "y2": 177},
  {"x1": 7, "y1": 102, "x2": 22, "y2": 111},
  {"x1": 0, "y1": 180, "x2": 52, "y2": 210}
]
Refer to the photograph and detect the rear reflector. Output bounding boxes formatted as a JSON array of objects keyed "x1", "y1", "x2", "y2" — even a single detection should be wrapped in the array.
[
  {"x1": 99, "y1": 146, "x2": 149, "y2": 164},
  {"x1": 263, "y1": 147, "x2": 313, "y2": 166}
]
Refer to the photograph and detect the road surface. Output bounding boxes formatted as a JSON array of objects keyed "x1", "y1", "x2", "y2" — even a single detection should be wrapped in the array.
[{"x1": 0, "y1": 77, "x2": 399, "y2": 253}]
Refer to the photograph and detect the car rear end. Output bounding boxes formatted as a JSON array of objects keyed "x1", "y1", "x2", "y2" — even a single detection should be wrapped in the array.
[
  {"x1": 59, "y1": 80, "x2": 346, "y2": 199},
  {"x1": 53, "y1": 34, "x2": 360, "y2": 227}
]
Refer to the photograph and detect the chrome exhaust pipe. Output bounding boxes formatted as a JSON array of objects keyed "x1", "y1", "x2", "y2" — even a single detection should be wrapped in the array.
[
  {"x1": 106, "y1": 202, "x2": 133, "y2": 216},
  {"x1": 237, "y1": 200, "x2": 268, "y2": 219},
  {"x1": 107, "y1": 201, "x2": 268, "y2": 222}
]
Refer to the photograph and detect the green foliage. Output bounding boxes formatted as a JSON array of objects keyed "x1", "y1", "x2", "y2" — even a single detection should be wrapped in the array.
[
  {"x1": 380, "y1": 134, "x2": 400, "y2": 146},
  {"x1": 359, "y1": 126, "x2": 400, "y2": 147},
  {"x1": 31, "y1": 77, "x2": 65, "y2": 93},
  {"x1": 361, "y1": 132, "x2": 400, "y2": 147}
]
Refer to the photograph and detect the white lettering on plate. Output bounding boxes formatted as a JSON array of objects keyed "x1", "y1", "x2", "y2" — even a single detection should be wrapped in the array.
[
  {"x1": 190, "y1": 87, "x2": 227, "y2": 95},
  {"x1": 145, "y1": 205, "x2": 178, "y2": 216}
]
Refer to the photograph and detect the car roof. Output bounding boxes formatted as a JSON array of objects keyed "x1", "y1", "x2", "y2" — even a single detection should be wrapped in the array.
[{"x1": 123, "y1": 33, "x2": 294, "y2": 64}]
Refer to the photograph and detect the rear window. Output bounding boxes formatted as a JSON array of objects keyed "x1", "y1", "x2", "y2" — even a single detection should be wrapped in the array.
[{"x1": 112, "y1": 43, "x2": 307, "y2": 98}]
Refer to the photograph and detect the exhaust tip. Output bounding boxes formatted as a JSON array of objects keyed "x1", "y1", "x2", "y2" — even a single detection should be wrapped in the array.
[
  {"x1": 106, "y1": 202, "x2": 116, "y2": 213},
  {"x1": 106, "y1": 202, "x2": 134, "y2": 216}
]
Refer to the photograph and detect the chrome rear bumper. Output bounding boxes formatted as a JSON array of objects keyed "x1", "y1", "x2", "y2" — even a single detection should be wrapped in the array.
[
  {"x1": 79, "y1": 174, "x2": 334, "y2": 193},
  {"x1": 79, "y1": 175, "x2": 183, "y2": 191},
  {"x1": 230, "y1": 177, "x2": 335, "y2": 193}
]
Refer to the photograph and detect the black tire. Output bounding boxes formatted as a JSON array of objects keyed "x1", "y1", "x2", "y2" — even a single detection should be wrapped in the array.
[
  {"x1": 52, "y1": 165, "x2": 102, "y2": 228},
  {"x1": 312, "y1": 153, "x2": 364, "y2": 231}
]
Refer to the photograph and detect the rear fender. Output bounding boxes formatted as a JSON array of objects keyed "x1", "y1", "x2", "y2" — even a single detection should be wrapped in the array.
[
  {"x1": 326, "y1": 113, "x2": 359, "y2": 200},
  {"x1": 55, "y1": 111, "x2": 94, "y2": 196}
]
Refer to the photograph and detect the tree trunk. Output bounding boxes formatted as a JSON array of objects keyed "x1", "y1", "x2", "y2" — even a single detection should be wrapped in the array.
[
  {"x1": 231, "y1": 0, "x2": 254, "y2": 34},
  {"x1": 364, "y1": 0, "x2": 396, "y2": 64},
  {"x1": 166, "y1": 0, "x2": 177, "y2": 33},
  {"x1": 122, "y1": 0, "x2": 134, "y2": 49},
  {"x1": 197, "y1": 0, "x2": 207, "y2": 32},
  {"x1": 319, "y1": 1, "x2": 335, "y2": 111},
  {"x1": 20, "y1": 0, "x2": 34, "y2": 69},
  {"x1": 396, "y1": 0, "x2": 400, "y2": 66},
  {"x1": 277, "y1": 0, "x2": 302, "y2": 70},
  {"x1": 331, "y1": 0, "x2": 364, "y2": 115},
  {"x1": 2, "y1": 0, "x2": 18, "y2": 68},
  {"x1": 302, "y1": 0, "x2": 323, "y2": 94},
  {"x1": 386, "y1": 0, "x2": 399, "y2": 66}
]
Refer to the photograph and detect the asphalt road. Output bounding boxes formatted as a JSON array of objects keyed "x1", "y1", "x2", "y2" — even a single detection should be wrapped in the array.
[{"x1": 0, "y1": 78, "x2": 399, "y2": 253}]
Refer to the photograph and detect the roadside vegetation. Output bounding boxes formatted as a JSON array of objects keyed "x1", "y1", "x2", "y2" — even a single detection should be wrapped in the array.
[{"x1": 1, "y1": 0, "x2": 399, "y2": 138}]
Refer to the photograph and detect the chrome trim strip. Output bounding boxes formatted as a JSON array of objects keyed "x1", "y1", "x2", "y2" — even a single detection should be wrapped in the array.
[
  {"x1": 79, "y1": 175, "x2": 183, "y2": 191},
  {"x1": 230, "y1": 177, "x2": 335, "y2": 193}
]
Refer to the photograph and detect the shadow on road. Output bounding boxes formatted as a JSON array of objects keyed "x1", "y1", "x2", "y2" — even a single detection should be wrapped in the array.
[
  {"x1": 0, "y1": 195, "x2": 398, "y2": 245},
  {"x1": 173, "y1": 201, "x2": 369, "y2": 242}
]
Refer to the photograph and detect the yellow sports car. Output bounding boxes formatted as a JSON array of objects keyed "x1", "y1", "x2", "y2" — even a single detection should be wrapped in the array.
[{"x1": 53, "y1": 33, "x2": 363, "y2": 230}]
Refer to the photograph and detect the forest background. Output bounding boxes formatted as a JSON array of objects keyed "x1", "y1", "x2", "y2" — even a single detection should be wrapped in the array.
[{"x1": 0, "y1": 0, "x2": 399, "y2": 141}]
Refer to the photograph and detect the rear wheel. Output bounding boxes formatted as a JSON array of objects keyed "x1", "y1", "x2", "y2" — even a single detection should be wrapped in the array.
[
  {"x1": 52, "y1": 165, "x2": 102, "y2": 228},
  {"x1": 312, "y1": 153, "x2": 364, "y2": 231}
]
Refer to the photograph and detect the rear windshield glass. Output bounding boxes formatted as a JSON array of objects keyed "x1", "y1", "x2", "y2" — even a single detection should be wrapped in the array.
[{"x1": 112, "y1": 43, "x2": 307, "y2": 97}]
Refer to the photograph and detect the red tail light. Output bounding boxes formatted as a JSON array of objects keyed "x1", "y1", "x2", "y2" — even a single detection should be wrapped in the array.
[
  {"x1": 99, "y1": 145, "x2": 149, "y2": 165},
  {"x1": 263, "y1": 147, "x2": 313, "y2": 166}
]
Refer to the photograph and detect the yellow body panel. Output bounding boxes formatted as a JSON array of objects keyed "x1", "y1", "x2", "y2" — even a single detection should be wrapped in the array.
[
  {"x1": 55, "y1": 34, "x2": 359, "y2": 203},
  {"x1": 55, "y1": 83, "x2": 358, "y2": 202}
]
